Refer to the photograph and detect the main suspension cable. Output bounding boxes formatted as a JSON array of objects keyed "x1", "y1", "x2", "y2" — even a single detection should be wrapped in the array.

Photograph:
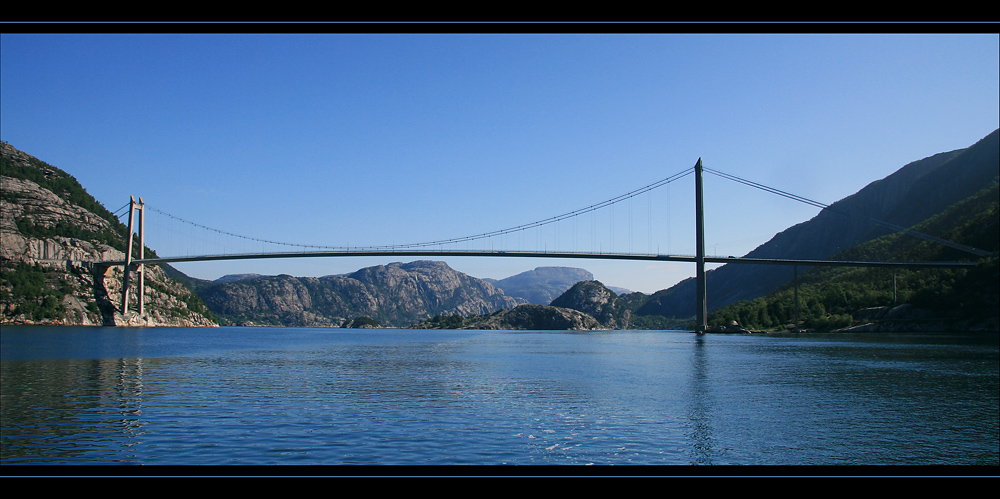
[
  {"x1": 146, "y1": 167, "x2": 693, "y2": 253},
  {"x1": 704, "y1": 167, "x2": 993, "y2": 258}
]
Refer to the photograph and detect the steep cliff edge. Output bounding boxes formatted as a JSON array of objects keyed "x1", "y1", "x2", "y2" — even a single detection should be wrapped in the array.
[{"x1": 1, "y1": 142, "x2": 217, "y2": 326}]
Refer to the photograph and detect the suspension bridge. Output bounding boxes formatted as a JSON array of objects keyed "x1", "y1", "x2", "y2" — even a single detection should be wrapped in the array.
[{"x1": 99, "y1": 159, "x2": 988, "y2": 332}]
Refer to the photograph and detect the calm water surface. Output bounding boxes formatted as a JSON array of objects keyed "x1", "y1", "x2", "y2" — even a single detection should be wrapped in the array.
[{"x1": 1, "y1": 326, "x2": 997, "y2": 468}]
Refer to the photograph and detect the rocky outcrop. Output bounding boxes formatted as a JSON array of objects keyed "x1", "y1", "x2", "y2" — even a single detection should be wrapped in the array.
[
  {"x1": 412, "y1": 280, "x2": 631, "y2": 330},
  {"x1": 193, "y1": 260, "x2": 525, "y2": 327},
  {"x1": 1, "y1": 142, "x2": 217, "y2": 327},
  {"x1": 549, "y1": 280, "x2": 630, "y2": 329},
  {"x1": 420, "y1": 304, "x2": 602, "y2": 330}
]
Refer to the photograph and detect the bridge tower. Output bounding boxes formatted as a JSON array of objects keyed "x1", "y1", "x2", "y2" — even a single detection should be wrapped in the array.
[
  {"x1": 694, "y1": 158, "x2": 707, "y2": 333},
  {"x1": 121, "y1": 196, "x2": 145, "y2": 316}
]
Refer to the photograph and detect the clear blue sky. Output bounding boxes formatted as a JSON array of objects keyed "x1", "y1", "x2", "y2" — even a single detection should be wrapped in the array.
[{"x1": 3, "y1": 31, "x2": 998, "y2": 293}]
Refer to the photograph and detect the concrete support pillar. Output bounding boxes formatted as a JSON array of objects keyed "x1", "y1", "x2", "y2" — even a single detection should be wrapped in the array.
[{"x1": 695, "y1": 158, "x2": 707, "y2": 333}]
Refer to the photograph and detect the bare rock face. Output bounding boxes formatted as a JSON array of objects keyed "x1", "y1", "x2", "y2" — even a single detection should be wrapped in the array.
[
  {"x1": 95, "y1": 264, "x2": 217, "y2": 327},
  {"x1": 1, "y1": 142, "x2": 217, "y2": 327},
  {"x1": 194, "y1": 260, "x2": 526, "y2": 327}
]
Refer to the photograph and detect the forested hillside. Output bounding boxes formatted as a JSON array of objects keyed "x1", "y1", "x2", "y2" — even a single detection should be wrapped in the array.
[{"x1": 706, "y1": 180, "x2": 999, "y2": 331}]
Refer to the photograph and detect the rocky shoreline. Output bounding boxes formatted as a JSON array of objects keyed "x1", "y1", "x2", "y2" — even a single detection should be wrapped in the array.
[
  {"x1": 834, "y1": 304, "x2": 999, "y2": 333},
  {"x1": 703, "y1": 304, "x2": 999, "y2": 334}
]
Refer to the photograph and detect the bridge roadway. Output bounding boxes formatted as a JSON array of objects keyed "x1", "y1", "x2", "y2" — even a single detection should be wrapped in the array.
[{"x1": 98, "y1": 249, "x2": 978, "y2": 269}]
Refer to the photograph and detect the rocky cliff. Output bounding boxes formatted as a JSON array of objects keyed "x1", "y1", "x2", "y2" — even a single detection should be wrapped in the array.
[
  {"x1": 191, "y1": 260, "x2": 525, "y2": 327},
  {"x1": 1, "y1": 142, "x2": 217, "y2": 327}
]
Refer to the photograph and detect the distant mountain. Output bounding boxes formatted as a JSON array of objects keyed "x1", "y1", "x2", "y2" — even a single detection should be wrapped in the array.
[
  {"x1": 1, "y1": 142, "x2": 216, "y2": 326},
  {"x1": 637, "y1": 129, "x2": 999, "y2": 320},
  {"x1": 215, "y1": 273, "x2": 267, "y2": 283},
  {"x1": 487, "y1": 266, "x2": 595, "y2": 304},
  {"x1": 189, "y1": 260, "x2": 525, "y2": 327}
]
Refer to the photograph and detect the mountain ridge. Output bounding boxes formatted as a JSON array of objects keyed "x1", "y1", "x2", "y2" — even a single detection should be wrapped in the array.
[{"x1": 190, "y1": 260, "x2": 525, "y2": 327}]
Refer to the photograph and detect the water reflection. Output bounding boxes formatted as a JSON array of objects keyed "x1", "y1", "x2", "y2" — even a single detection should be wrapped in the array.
[
  {"x1": 1, "y1": 357, "x2": 147, "y2": 463},
  {"x1": 686, "y1": 336, "x2": 716, "y2": 465}
]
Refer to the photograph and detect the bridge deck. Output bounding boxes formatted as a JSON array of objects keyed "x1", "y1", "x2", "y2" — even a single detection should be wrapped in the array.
[{"x1": 97, "y1": 249, "x2": 978, "y2": 269}]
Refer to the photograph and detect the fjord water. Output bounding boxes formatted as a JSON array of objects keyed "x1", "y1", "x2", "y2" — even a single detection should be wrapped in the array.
[{"x1": 1, "y1": 326, "x2": 997, "y2": 467}]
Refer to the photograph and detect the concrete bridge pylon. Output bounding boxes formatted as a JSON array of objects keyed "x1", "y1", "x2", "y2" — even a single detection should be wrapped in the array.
[{"x1": 121, "y1": 196, "x2": 145, "y2": 316}]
